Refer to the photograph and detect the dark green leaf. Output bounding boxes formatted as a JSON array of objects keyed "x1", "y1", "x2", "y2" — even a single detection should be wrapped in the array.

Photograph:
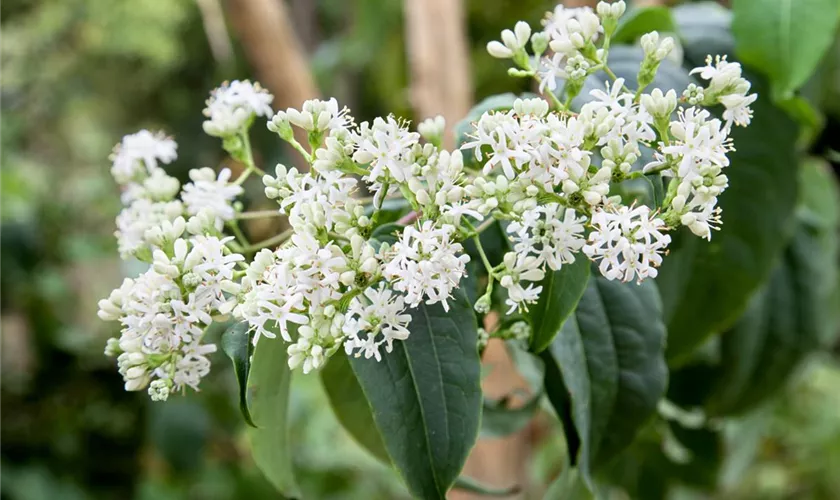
[
  {"x1": 452, "y1": 476, "x2": 520, "y2": 497},
  {"x1": 348, "y1": 290, "x2": 481, "y2": 499},
  {"x1": 706, "y1": 221, "x2": 827, "y2": 416},
  {"x1": 798, "y1": 159, "x2": 840, "y2": 345},
  {"x1": 246, "y1": 332, "x2": 301, "y2": 498},
  {"x1": 542, "y1": 350, "x2": 581, "y2": 462},
  {"x1": 221, "y1": 322, "x2": 256, "y2": 427},
  {"x1": 320, "y1": 351, "x2": 390, "y2": 462},
  {"x1": 732, "y1": 0, "x2": 840, "y2": 99},
  {"x1": 148, "y1": 399, "x2": 211, "y2": 473},
  {"x1": 544, "y1": 273, "x2": 667, "y2": 486},
  {"x1": 656, "y1": 68, "x2": 799, "y2": 364},
  {"x1": 672, "y1": 2, "x2": 735, "y2": 66},
  {"x1": 528, "y1": 256, "x2": 590, "y2": 353},
  {"x1": 611, "y1": 7, "x2": 676, "y2": 45},
  {"x1": 371, "y1": 222, "x2": 405, "y2": 247}
]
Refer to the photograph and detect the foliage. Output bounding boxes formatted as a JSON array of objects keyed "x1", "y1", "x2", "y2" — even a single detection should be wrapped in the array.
[{"x1": 4, "y1": 0, "x2": 840, "y2": 499}]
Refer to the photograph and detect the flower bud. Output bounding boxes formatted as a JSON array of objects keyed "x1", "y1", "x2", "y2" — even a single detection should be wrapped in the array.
[
  {"x1": 267, "y1": 111, "x2": 294, "y2": 141},
  {"x1": 487, "y1": 41, "x2": 513, "y2": 59},
  {"x1": 530, "y1": 32, "x2": 549, "y2": 56}
]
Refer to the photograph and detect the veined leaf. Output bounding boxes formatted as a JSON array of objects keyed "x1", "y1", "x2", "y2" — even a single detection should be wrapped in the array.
[
  {"x1": 348, "y1": 289, "x2": 481, "y2": 499},
  {"x1": 246, "y1": 333, "x2": 300, "y2": 498},
  {"x1": 706, "y1": 220, "x2": 829, "y2": 416},
  {"x1": 544, "y1": 273, "x2": 667, "y2": 487},
  {"x1": 658, "y1": 10, "x2": 799, "y2": 364},
  {"x1": 320, "y1": 351, "x2": 390, "y2": 462},
  {"x1": 732, "y1": 0, "x2": 840, "y2": 99},
  {"x1": 528, "y1": 256, "x2": 590, "y2": 353}
]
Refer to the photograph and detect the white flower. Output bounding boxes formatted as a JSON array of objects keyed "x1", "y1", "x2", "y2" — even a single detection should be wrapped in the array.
[
  {"x1": 640, "y1": 31, "x2": 674, "y2": 62},
  {"x1": 202, "y1": 80, "x2": 274, "y2": 137},
  {"x1": 115, "y1": 199, "x2": 184, "y2": 259},
  {"x1": 110, "y1": 130, "x2": 177, "y2": 185},
  {"x1": 282, "y1": 98, "x2": 352, "y2": 133},
  {"x1": 720, "y1": 92, "x2": 757, "y2": 129},
  {"x1": 538, "y1": 53, "x2": 568, "y2": 93},
  {"x1": 264, "y1": 164, "x2": 357, "y2": 231},
  {"x1": 507, "y1": 204, "x2": 586, "y2": 270},
  {"x1": 583, "y1": 205, "x2": 671, "y2": 282},
  {"x1": 99, "y1": 258, "x2": 224, "y2": 396},
  {"x1": 418, "y1": 115, "x2": 446, "y2": 143},
  {"x1": 546, "y1": 6, "x2": 602, "y2": 55},
  {"x1": 181, "y1": 167, "x2": 243, "y2": 222},
  {"x1": 498, "y1": 251, "x2": 545, "y2": 313},
  {"x1": 487, "y1": 21, "x2": 531, "y2": 59},
  {"x1": 384, "y1": 221, "x2": 470, "y2": 311},
  {"x1": 662, "y1": 107, "x2": 732, "y2": 179},
  {"x1": 344, "y1": 285, "x2": 412, "y2": 361},
  {"x1": 689, "y1": 55, "x2": 757, "y2": 130},
  {"x1": 287, "y1": 311, "x2": 345, "y2": 373},
  {"x1": 352, "y1": 116, "x2": 420, "y2": 193}
]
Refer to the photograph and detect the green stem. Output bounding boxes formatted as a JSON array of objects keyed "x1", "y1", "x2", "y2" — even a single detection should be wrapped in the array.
[
  {"x1": 535, "y1": 75, "x2": 567, "y2": 113},
  {"x1": 472, "y1": 217, "x2": 497, "y2": 236},
  {"x1": 228, "y1": 220, "x2": 250, "y2": 247},
  {"x1": 235, "y1": 209, "x2": 282, "y2": 220},
  {"x1": 240, "y1": 133, "x2": 266, "y2": 175},
  {"x1": 289, "y1": 138, "x2": 313, "y2": 164},
  {"x1": 473, "y1": 234, "x2": 495, "y2": 277},
  {"x1": 601, "y1": 65, "x2": 634, "y2": 94},
  {"x1": 370, "y1": 180, "x2": 390, "y2": 227}
]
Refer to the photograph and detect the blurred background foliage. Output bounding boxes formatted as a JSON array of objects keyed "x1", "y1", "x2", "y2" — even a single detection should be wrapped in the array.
[{"x1": 2, "y1": 0, "x2": 840, "y2": 499}]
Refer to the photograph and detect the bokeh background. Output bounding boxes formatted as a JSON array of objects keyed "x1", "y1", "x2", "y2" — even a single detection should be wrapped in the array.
[{"x1": 2, "y1": 0, "x2": 840, "y2": 499}]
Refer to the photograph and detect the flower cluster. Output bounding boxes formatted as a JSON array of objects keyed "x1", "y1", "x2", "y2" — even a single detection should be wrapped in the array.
[
  {"x1": 98, "y1": 1, "x2": 756, "y2": 400},
  {"x1": 100, "y1": 82, "x2": 270, "y2": 397}
]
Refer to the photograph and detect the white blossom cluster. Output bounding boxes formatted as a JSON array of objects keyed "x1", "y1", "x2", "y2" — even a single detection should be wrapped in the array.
[
  {"x1": 98, "y1": 1, "x2": 757, "y2": 399},
  {"x1": 99, "y1": 81, "x2": 272, "y2": 398},
  {"x1": 203, "y1": 80, "x2": 274, "y2": 137},
  {"x1": 237, "y1": 101, "x2": 474, "y2": 373}
]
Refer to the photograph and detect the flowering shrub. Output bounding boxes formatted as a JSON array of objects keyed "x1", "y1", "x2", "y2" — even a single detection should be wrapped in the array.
[{"x1": 93, "y1": 1, "x2": 838, "y2": 498}]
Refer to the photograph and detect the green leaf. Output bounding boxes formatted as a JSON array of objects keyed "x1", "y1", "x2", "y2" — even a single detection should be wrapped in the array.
[
  {"x1": 798, "y1": 158, "x2": 840, "y2": 345},
  {"x1": 544, "y1": 274, "x2": 668, "y2": 487},
  {"x1": 246, "y1": 332, "x2": 301, "y2": 498},
  {"x1": 348, "y1": 290, "x2": 481, "y2": 499},
  {"x1": 320, "y1": 351, "x2": 390, "y2": 463},
  {"x1": 611, "y1": 7, "x2": 676, "y2": 45},
  {"x1": 221, "y1": 322, "x2": 256, "y2": 428},
  {"x1": 657, "y1": 71, "x2": 799, "y2": 364},
  {"x1": 672, "y1": 2, "x2": 735, "y2": 67},
  {"x1": 370, "y1": 221, "x2": 405, "y2": 247},
  {"x1": 528, "y1": 256, "x2": 590, "y2": 353},
  {"x1": 452, "y1": 476, "x2": 520, "y2": 497},
  {"x1": 732, "y1": 0, "x2": 840, "y2": 99},
  {"x1": 544, "y1": 467, "x2": 593, "y2": 500},
  {"x1": 705, "y1": 221, "x2": 828, "y2": 416}
]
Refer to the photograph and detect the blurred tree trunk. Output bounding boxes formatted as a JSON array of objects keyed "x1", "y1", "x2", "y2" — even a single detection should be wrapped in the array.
[
  {"x1": 225, "y1": 0, "x2": 319, "y2": 112},
  {"x1": 225, "y1": 0, "x2": 319, "y2": 238},
  {"x1": 404, "y1": 0, "x2": 473, "y2": 148}
]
